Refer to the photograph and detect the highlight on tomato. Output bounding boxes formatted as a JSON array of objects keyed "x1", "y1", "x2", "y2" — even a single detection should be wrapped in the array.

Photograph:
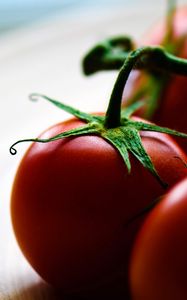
[
  {"x1": 10, "y1": 47, "x2": 187, "y2": 298},
  {"x1": 129, "y1": 176, "x2": 187, "y2": 300}
]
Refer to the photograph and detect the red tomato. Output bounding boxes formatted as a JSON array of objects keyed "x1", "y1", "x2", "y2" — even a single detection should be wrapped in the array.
[
  {"x1": 123, "y1": 6, "x2": 187, "y2": 152},
  {"x1": 11, "y1": 116, "x2": 187, "y2": 297},
  {"x1": 130, "y1": 177, "x2": 187, "y2": 300}
]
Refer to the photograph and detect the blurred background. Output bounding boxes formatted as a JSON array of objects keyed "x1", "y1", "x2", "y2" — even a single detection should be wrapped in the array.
[{"x1": 0, "y1": 0, "x2": 140, "y2": 35}]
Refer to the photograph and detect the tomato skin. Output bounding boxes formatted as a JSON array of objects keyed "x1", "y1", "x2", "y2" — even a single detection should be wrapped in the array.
[
  {"x1": 11, "y1": 116, "x2": 187, "y2": 296},
  {"x1": 123, "y1": 6, "x2": 187, "y2": 152},
  {"x1": 130, "y1": 177, "x2": 187, "y2": 300}
]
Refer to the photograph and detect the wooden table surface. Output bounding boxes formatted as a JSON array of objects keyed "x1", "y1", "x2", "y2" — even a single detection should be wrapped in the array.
[{"x1": 1, "y1": 1, "x2": 185, "y2": 298}]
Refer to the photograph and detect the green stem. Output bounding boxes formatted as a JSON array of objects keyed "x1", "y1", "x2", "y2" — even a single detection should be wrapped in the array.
[
  {"x1": 104, "y1": 46, "x2": 187, "y2": 129},
  {"x1": 163, "y1": 0, "x2": 176, "y2": 46},
  {"x1": 105, "y1": 48, "x2": 144, "y2": 128},
  {"x1": 82, "y1": 36, "x2": 134, "y2": 75}
]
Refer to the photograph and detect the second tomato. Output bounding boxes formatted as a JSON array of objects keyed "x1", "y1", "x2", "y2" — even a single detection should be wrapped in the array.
[{"x1": 130, "y1": 177, "x2": 187, "y2": 300}]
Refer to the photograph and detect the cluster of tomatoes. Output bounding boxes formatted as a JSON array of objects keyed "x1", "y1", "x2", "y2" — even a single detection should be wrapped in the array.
[{"x1": 10, "y1": 5, "x2": 187, "y2": 300}]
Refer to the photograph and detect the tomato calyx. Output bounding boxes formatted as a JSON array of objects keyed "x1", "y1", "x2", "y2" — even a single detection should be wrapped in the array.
[{"x1": 10, "y1": 47, "x2": 187, "y2": 188}]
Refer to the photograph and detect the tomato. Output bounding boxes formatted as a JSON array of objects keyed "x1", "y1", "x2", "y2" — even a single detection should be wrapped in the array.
[
  {"x1": 123, "y1": 6, "x2": 187, "y2": 151},
  {"x1": 11, "y1": 114, "x2": 187, "y2": 297},
  {"x1": 130, "y1": 176, "x2": 187, "y2": 300}
]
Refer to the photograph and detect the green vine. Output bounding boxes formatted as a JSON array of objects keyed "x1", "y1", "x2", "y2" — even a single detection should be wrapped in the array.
[
  {"x1": 82, "y1": 0, "x2": 187, "y2": 119},
  {"x1": 83, "y1": 36, "x2": 135, "y2": 75}
]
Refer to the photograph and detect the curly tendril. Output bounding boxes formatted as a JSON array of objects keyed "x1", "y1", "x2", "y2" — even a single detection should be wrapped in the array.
[{"x1": 10, "y1": 139, "x2": 38, "y2": 155}]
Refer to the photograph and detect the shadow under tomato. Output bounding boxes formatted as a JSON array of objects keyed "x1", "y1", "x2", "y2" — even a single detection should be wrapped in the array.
[
  {"x1": 0, "y1": 280, "x2": 70, "y2": 300},
  {"x1": 1, "y1": 278, "x2": 130, "y2": 300},
  {"x1": 54, "y1": 280, "x2": 131, "y2": 300}
]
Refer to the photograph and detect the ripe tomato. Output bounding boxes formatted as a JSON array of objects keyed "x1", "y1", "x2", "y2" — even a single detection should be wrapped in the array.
[
  {"x1": 123, "y1": 6, "x2": 187, "y2": 151},
  {"x1": 130, "y1": 177, "x2": 187, "y2": 300},
  {"x1": 11, "y1": 116, "x2": 187, "y2": 297}
]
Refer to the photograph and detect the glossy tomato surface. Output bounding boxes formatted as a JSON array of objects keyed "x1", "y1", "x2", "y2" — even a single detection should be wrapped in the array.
[
  {"x1": 130, "y1": 177, "x2": 187, "y2": 300},
  {"x1": 123, "y1": 6, "x2": 187, "y2": 152},
  {"x1": 11, "y1": 116, "x2": 187, "y2": 297}
]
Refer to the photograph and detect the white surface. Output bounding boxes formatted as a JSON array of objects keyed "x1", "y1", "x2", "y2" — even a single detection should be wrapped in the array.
[{"x1": 0, "y1": 1, "x2": 186, "y2": 299}]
